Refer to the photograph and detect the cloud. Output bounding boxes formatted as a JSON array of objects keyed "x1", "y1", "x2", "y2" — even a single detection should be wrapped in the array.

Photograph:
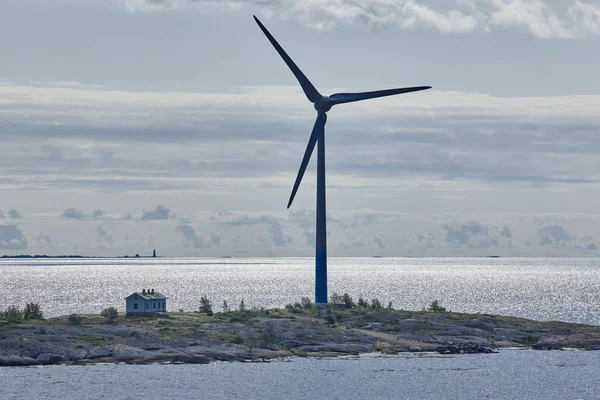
[
  {"x1": 28, "y1": 80, "x2": 106, "y2": 90},
  {"x1": 441, "y1": 220, "x2": 512, "y2": 248},
  {"x1": 537, "y1": 224, "x2": 570, "y2": 246},
  {"x1": 35, "y1": 232, "x2": 53, "y2": 246},
  {"x1": 536, "y1": 223, "x2": 597, "y2": 251},
  {"x1": 62, "y1": 208, "x2": 86, "y2": 219},
  {"x1": 373, "y1": 234, "x2": 386, "y2": 249},
  {"x1": 96, "y1": 225, "x2": 114, "y2": 244},
  {"x1": 211, "y1": 211, "x2": 292, "y2": 247},
  {"x1": 490, "y1": 0, "x2": 574, "y2": 39},
  {"x1": 288, "y1": 210, "x2": 315, "y2": 230},
  {"x1": 176, "y1": 223, "x2": 209, "y2": 248},
  {"x1": 62, "y1": 208, "x2": 107, "y2": 220},
  {"x1": 211, "y1": 232, "x2": 221, "y2": 246},
  {"x1": 120, "y1": 0, "x2": 600, "y2": 38},
  {"x1": 0, "y1": 225, "x2": 28, "y2": 250},
  {"x1": 583, "y1": 241, "x2": 597, "y2": 250},
  {"x1": 567, "y1": 1, "x2": 600, "y2": 35},
  {"x1": 92, "y1": 209, "x2": 105, "y2": 218},
  {"x1": 500, "y1": 224, "x2": 512, "y2": 239},
  {"x1": 7, "y1": 209, "x2": 22, "y2": 219},
  {"x1": 140, "y1": 205, "x2": 174, "y2": 220},
  {"x1": 416, "y1": 233, "x2": 437, "y2": 248}
]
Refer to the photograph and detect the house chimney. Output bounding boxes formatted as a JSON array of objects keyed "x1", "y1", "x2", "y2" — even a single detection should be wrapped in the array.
[
  {"x1": 142, "y1": 289, "x2": 146, "y2": 294},
  {"x1": 151, "y1": 288, "x2": 154, "y2": 294}
]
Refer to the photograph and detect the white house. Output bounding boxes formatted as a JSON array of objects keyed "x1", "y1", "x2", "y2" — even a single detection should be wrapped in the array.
[{"x1": 125, "y1": 289, "x2": 167, "y2": 316}]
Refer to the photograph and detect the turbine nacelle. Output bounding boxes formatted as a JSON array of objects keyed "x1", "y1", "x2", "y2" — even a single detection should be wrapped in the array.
[{"x1": 314, "y1": 96, "x2": 333, "y2": 112}]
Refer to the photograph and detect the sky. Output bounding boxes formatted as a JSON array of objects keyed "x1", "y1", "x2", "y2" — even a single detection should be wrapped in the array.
[{"x1": 1, "y1": 0, "x2": 599, "y2": 257}]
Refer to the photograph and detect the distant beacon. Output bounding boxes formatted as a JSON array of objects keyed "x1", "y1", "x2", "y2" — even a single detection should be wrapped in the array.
[{"x1": 153, "y1": 249, "x2": 156, "y2": 258}]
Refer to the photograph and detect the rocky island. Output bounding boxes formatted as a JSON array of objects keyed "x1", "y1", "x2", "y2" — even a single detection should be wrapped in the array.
[{"x1": 1, "y1": 303, "x2": 599, "y2": 366}]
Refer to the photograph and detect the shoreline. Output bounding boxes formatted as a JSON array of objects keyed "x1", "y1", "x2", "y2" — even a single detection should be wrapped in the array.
[{"x1": 1, "y1": 307, "x2": 599, "y2": 367}]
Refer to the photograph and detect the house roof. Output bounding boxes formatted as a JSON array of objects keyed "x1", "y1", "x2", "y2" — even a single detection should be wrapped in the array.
[{"x1": 125, "y1": 291, "x2": 167, "y2": 300}]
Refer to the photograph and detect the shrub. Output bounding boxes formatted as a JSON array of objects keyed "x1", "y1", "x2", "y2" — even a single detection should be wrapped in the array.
[
  {"x1": 230, "y1": 335, "x2": 244, "y2": 344},
  {"x1": 342, "y1": 293, "x2": 355, "y2": 309},
  {"x1": 324, "y1": 308, "x2": 335, "y2": 324},
  {"x1": 239, "y1": 298, "x2": 246, "y2": 312},
  {"x1": 4, "y1": 306, "x2": 23, "y2": 323},
  {"x1": 257, "y1": 322, "x2": 278, "y2": 347},
  {"x1": 23, "y1": 302, "x2": 44, "y2": 320},
  {"x1": 329, "y1": 292, "x2": 343, "y2": 304},
  {"x1": 293, "y1": 302, "x2": 303, "y2": 309},
  {"x1": 357, "y1": 297, "x2": 369, "y2": 309},
  {"x1": 301, "y1": 297, "x2": 313, "y2": 309},
  {"x1": 68, "y1": 313, "x2": 83, "y2": 325},
  {"x1": 199, "y1": 295, "x2": 213, "y2": 314},
  {"x1": 100, "y1": 307, "x2": 119, "y2": 323},
  {"x1": 524, "y1": 332, "x2": 538, "y2": 345},
  {"x1": 428, "y1": 300, "x2": 446, "y2": 313},
  {"x1": 370, "y1": 298, "x2": 383, "y2": 310}
]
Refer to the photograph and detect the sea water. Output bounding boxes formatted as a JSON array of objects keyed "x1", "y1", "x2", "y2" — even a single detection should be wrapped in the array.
[
  {"x1": 1, "y1": 257, "x2": 599, "y2": 399},
  {"x1": 1, "y1": 257, "x2": 598, "y2": 324},
  {"x1": 0, "y1": 351, "x2": 599, "y2": 399}
]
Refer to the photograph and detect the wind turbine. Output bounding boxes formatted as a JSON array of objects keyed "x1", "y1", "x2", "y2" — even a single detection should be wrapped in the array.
[{"x1": 254, "y1": 16, "x2": 431, "y2": 305}]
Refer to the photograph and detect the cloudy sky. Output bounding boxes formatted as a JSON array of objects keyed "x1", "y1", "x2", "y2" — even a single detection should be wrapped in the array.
[{"x1": 1, "y1": 0, "x2": 599, "y2": 257}]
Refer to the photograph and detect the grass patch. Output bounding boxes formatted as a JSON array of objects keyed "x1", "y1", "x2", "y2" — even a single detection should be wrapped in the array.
[
  {"x1": 524, "y1": 332, "x2": 539, "y2": 345},
  {"x1": 229, "y1": 335, "x2": 244, "y2": 344}
]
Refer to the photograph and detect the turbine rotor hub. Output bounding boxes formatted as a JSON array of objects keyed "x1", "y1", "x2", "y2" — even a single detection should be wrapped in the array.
[{"x1": 314, "y1": 96, "x2": 333, "y2": 112}]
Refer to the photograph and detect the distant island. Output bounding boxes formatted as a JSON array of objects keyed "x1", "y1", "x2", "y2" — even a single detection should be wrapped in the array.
[
  {"x1": 1, "y1": 301, "x2": 599, "y2": 367},
  {"x1": 2, "y1": 250, "x2": 158, "y2": 259}
]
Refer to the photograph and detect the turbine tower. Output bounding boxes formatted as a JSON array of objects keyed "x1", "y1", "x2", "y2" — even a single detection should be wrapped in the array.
[{"x1": 254, "y1": 16, "x2": 431, "y2": 305}]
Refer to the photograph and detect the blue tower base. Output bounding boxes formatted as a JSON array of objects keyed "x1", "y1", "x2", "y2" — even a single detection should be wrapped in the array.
[{"x1": 315, "y1": 131, "x2": 327, "y2": 305}]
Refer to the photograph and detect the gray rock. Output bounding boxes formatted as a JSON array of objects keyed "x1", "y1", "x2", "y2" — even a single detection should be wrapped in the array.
[
  {"x1": 36, "y1": 353, "x2": 66, "y2": 364},
  {"x1": 0, "y1": 355, "x2": 39, "y2": 366}
]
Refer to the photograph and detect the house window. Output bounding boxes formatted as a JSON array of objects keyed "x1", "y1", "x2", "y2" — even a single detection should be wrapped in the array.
[
  {"x1": 146, "y1": 303, "x2": 149, "y2": 309},
  {"x1": 133, "y1": 303, "x2": 138, "y2": 310},
  {"x1": 154, "y1": 302, "x2": 156, "y2": 309}
]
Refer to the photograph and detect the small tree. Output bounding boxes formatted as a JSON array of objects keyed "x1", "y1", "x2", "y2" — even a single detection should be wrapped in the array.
[
  {"x1": 387, "y1": 301, "x2": 393, "y2": 310},
  {"x1": 370, "y1": 298, "x2": 383, "y2": 310},
  {"x1": 4, "y1": 306, "x2": 23, "y2": 323},
  {"x1": 301, "y1": 297, "x2": 313, "y2": 309},
  {"x1": 342, "y1": 293, "x2": 355, "y2": 309},
  {"x1": 100, "y1": 307, "x2": 119, "y2": 323},
  {"x1": 68, "y1": 313, "x2": 83, "y2": 325},
  {"x1": 329, "y1": 292, "x2": 343, "y2": 304},
  {"x1": 324, "y1": 307, "x2": 335, "y2": 324},
  {"x1": 428, "y1": 300, "x2": 446, "y2": 313},
  {"x1": 357, "y1": 297, "x2": 369, "y2": 309},
  {"x1": 200, "y1": 295, "x2": 213, "y2": 314},
  {"x1": 23, "y1": 302, "x2": 44, "y2": 320},
  {"x1": 222, "y1": 300, "x2": 230, "y2": 313},
  {"x1": 239, "y1": 298, "x2": 245, "y2": 312}
]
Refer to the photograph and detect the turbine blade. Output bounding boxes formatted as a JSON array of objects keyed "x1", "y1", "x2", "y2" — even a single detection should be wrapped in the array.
[
  {"x1": 288, "y1": 112, "x2": 327, "y2": 209},
  {"x1": 330, "y1": 86, "x2": 431, "y2": 106},
  {"x1": 254, "y1": 16, "x2": 322, "y2": 103}
]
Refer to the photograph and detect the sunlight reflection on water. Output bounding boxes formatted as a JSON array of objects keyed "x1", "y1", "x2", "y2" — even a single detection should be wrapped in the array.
[{"x1": 1, "y1": 257, "x2": 598, "y2": 324}]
